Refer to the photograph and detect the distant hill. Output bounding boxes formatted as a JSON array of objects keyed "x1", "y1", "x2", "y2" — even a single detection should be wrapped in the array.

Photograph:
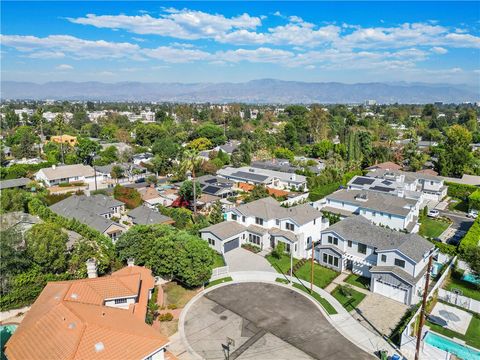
[{"x1": 1, "y1": 79, "x2": 478, "y2": 104}]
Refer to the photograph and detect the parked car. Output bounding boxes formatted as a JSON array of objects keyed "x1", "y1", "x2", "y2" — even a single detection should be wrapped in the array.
[
  {"x1": 467, "y1": 209, "x2": 478, "y2": 219},
  {"x1": 427, "y1": 209, "x2": 440, "y2": 218}
]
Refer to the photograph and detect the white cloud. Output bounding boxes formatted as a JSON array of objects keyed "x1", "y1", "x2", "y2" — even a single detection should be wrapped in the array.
[
  {"x1": 430, "y1": 46, "x2": 448, "y2": 54},
  {"x1": 56, "y1": 64, "x2": 73, "y2": 70}
]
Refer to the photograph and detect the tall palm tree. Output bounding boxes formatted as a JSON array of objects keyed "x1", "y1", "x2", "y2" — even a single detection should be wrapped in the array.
[
  {"x1": 54, "y1": 113, "x2": 66, "y2": 164},
  {"x1": 180, "y1": 148, "x2": 201, "y2": 216}
]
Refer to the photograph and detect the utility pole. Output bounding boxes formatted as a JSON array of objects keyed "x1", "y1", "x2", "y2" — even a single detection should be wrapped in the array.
[
  {"x1": 414, "y1": 255, "x2": 433, "y2": 360},
  {"x1": 311, "y1": 241, "x2": 314, "y2": 292}
]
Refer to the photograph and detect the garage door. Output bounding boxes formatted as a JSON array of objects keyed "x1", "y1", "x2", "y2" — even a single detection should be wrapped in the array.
[
  {"x1": 223, "y1": 238, "x2": 239, "y2": 253},
  {"x1": 374, "y1": 280, "x2": 407, "y2": 304}
]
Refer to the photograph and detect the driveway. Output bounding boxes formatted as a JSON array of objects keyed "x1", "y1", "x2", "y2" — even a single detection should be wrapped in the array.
[
  {"x1": 183, "y1": 282, "x2": 374, "y2": 360},
  {"x1": 351, "y1": 292, "x2": 408, "y2": 336},
  {"x1": 438, "y1": 210, "x2": 474, "y2": 244},
  {"x1": 224, "y1": 247, "x2": 276, "y2": 273}
]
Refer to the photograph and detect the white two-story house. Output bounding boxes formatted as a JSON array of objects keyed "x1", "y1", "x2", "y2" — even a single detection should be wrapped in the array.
[
  {"x1": 200, "y1": 197, "x2": 328, "y2": 258},
  {"x1": 316, "y1": 216, "x2": 435, "y2": 305},
  {"x1": 315, "y1": 189, "x2": 421, "y2": 233}
]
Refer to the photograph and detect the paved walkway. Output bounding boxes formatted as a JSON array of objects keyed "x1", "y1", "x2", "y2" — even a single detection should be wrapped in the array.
[
  {"x1": 175, "y1": 271, "x2": 402, "y2": 360},
  {"x1": 324, "y1": 272, "x2": 350, "y2": 293},
  {"x1": 224, "y1": 248, "x2": 276, "y2": 273}
]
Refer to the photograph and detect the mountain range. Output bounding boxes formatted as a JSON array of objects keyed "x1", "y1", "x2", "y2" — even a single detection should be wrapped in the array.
[{"x1": 1, "y1": 79, "x2": 478, "y2": 104}]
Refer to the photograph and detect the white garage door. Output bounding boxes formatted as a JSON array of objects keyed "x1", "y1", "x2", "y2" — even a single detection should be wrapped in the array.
[{"x1": 374, "y1": 280, "x2": 407, "y2": 304}]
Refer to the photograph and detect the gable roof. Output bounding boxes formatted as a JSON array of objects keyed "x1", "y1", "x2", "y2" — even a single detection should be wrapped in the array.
[
  {"x1": 5, "y1": 266, "x2": 167, "y2": 360},
  {"x1": 38, "y1": 164, "x2": 95, "y2": 181},
  {"x1": 366, "y1": 162, "x2": 402, "y2": 171},
  {"x1": 128, "y1": 206, "x2": 173, "y2": 225},
  {"x1": 324, "y1": 216, "x2": 433, "y2": 262},
  {"x1": 199, "y1": 221, "x2": 246, "y2": 240},
  {"x1": 0, "y1": 177, "x2": 30, "y2": 190}
]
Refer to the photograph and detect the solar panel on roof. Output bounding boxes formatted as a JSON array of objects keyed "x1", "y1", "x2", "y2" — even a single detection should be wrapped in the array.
[
  {"x1": 381, "y1": 180, "x2": 393, "y2": 186},
  {"x1": 232, "y1": 171, "x2": 269, "y2": 182},
  {"x1": 205, "y1": 178, "x2": 218, "y2": 184},
  {"x1": 351, "y1": 177, "x2": 375, "y2": 186},
  {"x1": 371, "y1": 186, "x2": 394, "y2": 192},
  {"x1": 203, "y1": 185, "x2": 221, "y2": 194}
]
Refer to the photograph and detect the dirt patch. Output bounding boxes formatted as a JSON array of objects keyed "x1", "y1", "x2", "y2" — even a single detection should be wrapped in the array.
[
  {"x1": 162, "y1": 282, "x2": 199, "y2": 308},
  {"x1": 154, "y1": 319, "x2": 179, "y2": 337}
]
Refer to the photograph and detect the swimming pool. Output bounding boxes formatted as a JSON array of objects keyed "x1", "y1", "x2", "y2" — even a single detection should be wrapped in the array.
[
  {"x1": 462, "y1": 273, "x2": 480, "y2": 285},
  {"x1": 1, "y1": 324, "x2": 17, "y2": 360},
  {"x1": 424, "y1": 331, "x2": 480, "y2": 360}
]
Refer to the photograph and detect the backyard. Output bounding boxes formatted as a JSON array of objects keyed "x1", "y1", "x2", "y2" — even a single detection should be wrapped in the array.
[
  {"x1": 444, "y1": 276, "x2": 480, "y2": 302},
  {"x1": 331, "y1": 285, "x2": 366, "y2": 312},
  {"x1": 426, "y1": 313, "x2": 480, "y2": 349},
  {"x1": 419, "y1": 217, "x2": 451, "y2": 238}
]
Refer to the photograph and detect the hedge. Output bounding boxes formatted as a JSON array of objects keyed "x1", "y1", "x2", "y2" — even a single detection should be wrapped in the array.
[
  {"x1": 469, "y1": 190, "x2": 480, "y2": 210},
  {"x1": 0, "y1": 161, "x2": 55, "y2": 180},
  {"x1": 458, "y1": 217, "x2": 480, "y2": 256},
  {"x1": 446, "y1": 181, "x2": 478, "y2": 200}
]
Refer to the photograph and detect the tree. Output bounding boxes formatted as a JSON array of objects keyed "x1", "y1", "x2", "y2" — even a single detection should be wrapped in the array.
[
  {"x1": 187, "y1": 137, "x2": 212, "y2": 151},
  {"x1": 438, "y1": 125, "x2": 473, "y2": 177},
  {"x1": 9, "y1": 126, "x2": 39, "y2": 159},
  {"x1": 193, "y1": 123, "x2": 226, "y2": 146},
  {"x1": 179, "y1": 180, "x2": 202, "y2": 203},
  {"x1": 307, "y1": 106, "x2": 330, "y2": 142},
  {"x1": 26, "y1": 223, "x2": 68, "y2": 273},
  {"x1": 0, "y1": 188, "x2": 31, "y2": 214},
  {"x1": 271, "y1": 241, "x2": 285, "y2": 259},
  {"x1": 76, "y1": 137, "x2": 101, "y2": 164},
  {"x1": 231, "y1": 140, "x2": 252, "y2": 167},
  {"x1": 180, "y1": 149, "x2": 202, "y2": 215},
  {"x1": 245, "y1": 185, "x2": 269, "y2": 203},
  {"x1": 111, "y1": 165, "x2": 124, "y2": 183},
  {"x1": 151, "y1": 137, "x2": 179, "y2": 159},
  {"x1": 274, "y1": 147, "x2": 294, "y2": 161},
  {"x1": 209, "y1": 201, "x2": 224, "y2": 224},
  {"x1": 465, "y1": 247, "x2": 480, "y2": 278}
]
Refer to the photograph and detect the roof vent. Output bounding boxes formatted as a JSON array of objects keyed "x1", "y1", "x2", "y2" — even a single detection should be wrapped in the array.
[
  {"x1": 68, "y1": 322, "x2": 76, "y2": 329},
  {"x1": 70, "y1": 293, "x2": 78, "y2": 299},
  {"x1": 94, "y1": 342, "x2": 105, "y2": 352}
]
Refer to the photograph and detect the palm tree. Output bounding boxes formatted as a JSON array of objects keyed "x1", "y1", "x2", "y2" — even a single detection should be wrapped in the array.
[
  {"x1": 180, "y1": 149, "x2": 201, "y2": 216},
  {"x1": 53, "y1": 113, "x2": 66, "y2": 164}
]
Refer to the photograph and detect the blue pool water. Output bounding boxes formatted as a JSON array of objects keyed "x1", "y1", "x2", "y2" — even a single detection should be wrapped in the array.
[
  {"x1": 431, "y1": 262, "x2": 443, "y2": 276},
  {"x1": 462, "y1": 273, "x2": 480, "y2": 285},
  {"x1": 1, "y1": 324, "x2": 17, "y2": 360},
  {"x1": 425, "y1": 332, "x2": 480, "y2": 360}
]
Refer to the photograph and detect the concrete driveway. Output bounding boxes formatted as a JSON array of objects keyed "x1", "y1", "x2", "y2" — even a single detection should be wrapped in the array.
[
  {"x1": 224, "y1": 247, "x2": 276, "y2": 273},
  {"x1": 183, "y1": 282, "x2": 374, "y2": 360}
]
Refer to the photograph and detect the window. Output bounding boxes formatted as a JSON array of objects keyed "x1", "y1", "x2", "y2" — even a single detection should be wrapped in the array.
[
  {"x1": 307, "y1": 237, "x2": 312, "y2": 246},
  {"x1": 242, "y1": 216, "x2": 245, "y2": 222},
  {"x1": 333, "y1": 257, "x2": 339, "y2": 267},
  {"x1": 314, "y1": 219, "x2": 316, "y2": 225},
  {"x1": 231, "y1": 214, "x2": 237, "y2": 221},
  {"x1": 373, "y1": 212, "x2": 377, "y2": 217},
  {"x1": 358, "y1": 243, "x2": 367, "y2": 254},
  {"x1": 347, "y1": 240, "x2": 352, "y2": 248},
  {"x1": 276, "y1": 219, "x2": 280, "y2": 226},
  {"x1": 323, "y1": 254, "x2": 339, "y2": 267},
  {"x1": 286, "y1": 243, "x2": 291, "y2": 253},
  {"x1": 286, "y1": 223, "x2": 295, "y2": 231},
  {"x1": 328, "y1": 236, "x2": 333, "y2": 244},
  {"x1": 388, "y1": 214, "x2": 392, "y2": 219},
  {"x1": 208, "y1": 238, "x2": 216, "y2": 246},
  {"x1": 255, "y1": 217, "x2": 263, "y2": 226},
  {"x1": 394, "y1": 258, "x2": 406, "y2": 268},
  {"x1": 381, "y1": 254, "x2": 387, "y2": 262},
  {"x1": 114, "y1": 298, "x2": 127, "y2": 304},
  {"x1": 248, "y1": 234, "x2": 261, "y2": 245},
  {"x1": 323, "y1": 253, "x2": 328, "y2": 263},
  {"x1": 333, "y1": 237, "x2": 338, "y2": 245}
]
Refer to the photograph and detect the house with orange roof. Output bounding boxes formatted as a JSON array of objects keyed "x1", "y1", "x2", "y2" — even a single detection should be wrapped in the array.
[{"x1": 4, "y1": 259, "x2": 171, "y2": 360}]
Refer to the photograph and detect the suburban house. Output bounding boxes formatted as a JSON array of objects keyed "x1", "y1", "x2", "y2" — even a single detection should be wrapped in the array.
[
  {"x1": 366, "y1": 161, "x2": 403, "y2": 171},
  {"x1": 365, "y1": 168, "x2": 448, "y2": 201},
  {"x1": 199, "y1": 197, "x2": 328, "y2": 258},
  {"x1": 35, "y1": 164, "x2": 96, "y2": 187},
  {"x1": 49, "y1": 134, "x2": 78, "y2": 146},
  {"x1": 217, "y1": 166, "x2": 308, "y2": 192},
  {"x1": 127, "y1": 205, "x2": 174, "y2": 226},
  {"x1": 95, "y1": 163, "x2": 148, "y2": 185},
  {"x1": 316, "y1": 216, "x2": 435, "y2": 305},
  {"x1": 196, "y1": 175, "x2": 236, "y2": 198},
  {"x1": 315, "y1": 189, "x2": 420, "y2": 233},
  {"x1": 0, "y1": 177, "x2": 30, "y2": 190},
  {"x1": 50, "y1": 194, "x2": 126, "y2": 241},
  {"x1": 4, "y1": 261, "x2": 172, "y2": 360},
  {"x1": 251, "y1": 158, "x2": 324, "y2": 175}
]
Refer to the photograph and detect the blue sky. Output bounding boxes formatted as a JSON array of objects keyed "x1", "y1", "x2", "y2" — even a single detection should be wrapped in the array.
[{"x1": 1, "y1": 1, "x2": 479, "y2": 85}]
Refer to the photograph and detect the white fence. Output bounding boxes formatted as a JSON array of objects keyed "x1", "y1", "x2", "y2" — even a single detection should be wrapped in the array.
[
  {"x1": 211, "y1": 266, "x2": 229, "y2": 279},
  {"x1": 438, "y1": 288, "x2": 480, "y2": 314}
]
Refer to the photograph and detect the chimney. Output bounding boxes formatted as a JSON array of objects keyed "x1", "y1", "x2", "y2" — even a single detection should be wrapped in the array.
[
  {"x1": 86, "y1": 258, "x2": 97, "y2": 278},
  {"x1": 52, "y1": 164, "x2": 56, "y2": 170},
  {"x1": 127, "y1": 258, "x2": 135, "y2": 267}
]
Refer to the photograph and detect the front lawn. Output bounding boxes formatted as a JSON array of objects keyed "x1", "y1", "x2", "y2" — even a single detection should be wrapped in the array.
[
  {"x1": 213, "y1": 252, "x2": 225, "y2": 268},
  {"x1": 419, "y1": 217, "x2": 451, "y2": 238},
  {"x1": 294, "y1": 261, "x2": 339, "y2": 289},
  {"x1": 444, "y1": 276, "x2": 480, "y2": 302},
  {"x1": 162, "y1": 282, "x2": 198, "y2": 308},
  {"x1": 266, "y1": 253, "x2": 299, "y2": 274},
  {"x1": 292, "y1": 283, "x2": 337, "y2": 315},
  {"x1": 206, "y1": 276, "x2": 233, "y2": 288},
  {"x1": 426, "y1": 314, "x2": 480, "y2": 349},
  {"x1": 331, "y1": 285, "x2": 366, "y2": 312},
  {"x1": 345, "y1": 274, "x2": 370, "y2": 290}
]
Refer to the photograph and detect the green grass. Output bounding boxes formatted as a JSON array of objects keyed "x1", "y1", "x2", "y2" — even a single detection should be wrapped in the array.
[
  {"x1": 294, "y1": 261, "x2": 339, "y2": 289},
  {"x1": 266, "y1": 253, "x2": 299, "y2": 274},
  {"x1": 444, "y1": 276, "x2": 480, "y2": 301},
  {"x1": 426, "y1": 315, "x2": 480, "y2": 349},
  {"x1": 275, "y1": 277, "x2": 290, "y2": 284},
  {"x1": 292, "y1": 283, "x2": 337, "y2": 315},
  {"x1": 331, "y1": 285, "x2": 366, "y2": 312},
  {"x1": 419, "y1": 217, "x2": 451, "y2": 238},
  {"x1": 163, "y1": 282, "x2": 197, "y2": 308},
  {"x1": 345, "y1": 274, "x2": 370, "y2": 290},
  {"x1": 447, "y1": 198, "x2": 469, "y2": 213},
  {"x1": 213, "y1": 252, "x2": 225, "y2": 268},
  {"x1": 206, "y1": 276, "x2": 233, "y2": 288}
]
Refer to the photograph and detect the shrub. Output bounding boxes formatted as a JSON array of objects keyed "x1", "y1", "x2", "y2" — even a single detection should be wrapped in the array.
[
  {"x1": 167, "y1": 304, "x2": 178, "y2": 310},
  {"x1": 446, "y1": 182, "x2": 477, "y2": 200},
  {"x1": 271, "y1": 242, "x2": 285, "y2": 259},
  {"x1": 241, "y1": 243, "x2": 261, "y2": 253},
  {"x1": 469, "y1": 190, "x2": 480, "y2": 210},
  {"x1": 159, "y1": 312, "x2": 174, "y2": 322},
  {"x1": 458, "y1": 217, "x2": 480, "y2": 256},
  {"x1": 338, "y1": 284, "x2": 353, "y2": 297},
  {"x1": 113, "y1": 185, "x2": 142, "y2": 209}
]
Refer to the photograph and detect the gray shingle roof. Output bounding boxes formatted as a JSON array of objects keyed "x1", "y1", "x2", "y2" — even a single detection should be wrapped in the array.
[
  {"x1": 38, "y1": 164, "x2": 95, "y2": 181},
  {"x1": 325, "y1": 216, "x2": 433, "y2": 262},
  {"x1": 268, "y1": 227, "x2": 297, "y2": 243},
  {"x1": 199, "y1": 221, "x2": 246, "y2": 241},
  {"x1": 235, "y1": 197, "x2": 322, "y2": 226},
  {"x1": 0, "y1": 177, "x2": 30, "y2": 190},
  {"x1": 370, "y1": 265, "x2": 428, "y2": 285},
  {"x1": 128, "y1": 206, "x2": 173, "y2": 225},
  {"x1": 326, "y1": 189, "x2": 417, "y2": 216}
]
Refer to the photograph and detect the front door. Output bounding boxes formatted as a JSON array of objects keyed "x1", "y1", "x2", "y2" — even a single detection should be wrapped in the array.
[
  {"x1": 270, "y1": 236, "x2": 275, "y2": 248},
  {"x1": 346, "y1": 259, "x2": 353, "y2": 270}
]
